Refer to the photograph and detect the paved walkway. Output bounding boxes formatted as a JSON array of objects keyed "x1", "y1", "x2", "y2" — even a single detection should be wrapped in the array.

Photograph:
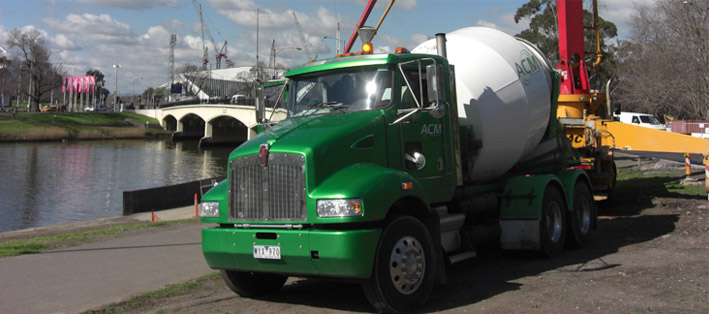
[{"x1": 0, "y1": 206, "x2": 214, "y2": 314}]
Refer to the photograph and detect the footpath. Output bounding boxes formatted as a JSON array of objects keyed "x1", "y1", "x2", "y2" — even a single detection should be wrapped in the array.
[{"x1": 0, "y1": 206, "x2": 214, "y2": 314}]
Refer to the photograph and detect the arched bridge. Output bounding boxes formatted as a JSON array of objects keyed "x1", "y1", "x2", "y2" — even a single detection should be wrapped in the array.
[{"x1": 147, "y1": 104, "x2": 286, "y2": 146}]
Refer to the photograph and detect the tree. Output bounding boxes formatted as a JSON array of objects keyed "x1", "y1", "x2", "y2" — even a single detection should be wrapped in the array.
[
  {"x1": 615, "y1": 1, "x2": 709, "y2": 120},
  {"x1": 5, "y1": 28, "x2": 52, "y2": 112},
  {"x1": 179, "y1": 63, "x2": 207, "y2": 98},
  {"x1": 0, "y1": 55, "x2": 14, "y2": 107},
  {"x1": 514, "y1": 0, "x2": 618, "y2": 91}
]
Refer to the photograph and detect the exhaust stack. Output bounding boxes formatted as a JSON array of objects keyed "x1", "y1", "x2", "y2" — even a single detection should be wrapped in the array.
[{"x1": 435, "y1": 33, "x2": 447, "y2": 58}]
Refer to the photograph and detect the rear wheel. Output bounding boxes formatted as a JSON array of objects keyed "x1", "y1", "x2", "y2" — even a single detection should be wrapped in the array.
[
  {"x1": 539, "y1": 186, "x2": 567, "y2": 257},
  {"x1": 568, "y1": 182, "x2": 595, "y2": 247},
  {"x1": 221, "y1": 270, "x2": 287, "y2": 298},
  {"x1": 362, "y1": 216, "x2": 436, "y2": 313}
]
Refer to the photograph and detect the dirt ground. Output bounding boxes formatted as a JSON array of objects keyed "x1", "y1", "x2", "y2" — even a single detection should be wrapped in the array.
[{"x1": 91, "y1": 155, "x2": 708, "y2": 313}]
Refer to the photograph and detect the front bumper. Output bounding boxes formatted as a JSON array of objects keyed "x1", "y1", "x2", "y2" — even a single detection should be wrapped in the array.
[{"x1": 202, "y1": 226, "x2": 381, "y2": 278}]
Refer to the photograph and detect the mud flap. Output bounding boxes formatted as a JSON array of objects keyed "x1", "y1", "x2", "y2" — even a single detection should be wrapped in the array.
[{"x1": 499, "y1": 219, "x2": 540, "y2": 250}]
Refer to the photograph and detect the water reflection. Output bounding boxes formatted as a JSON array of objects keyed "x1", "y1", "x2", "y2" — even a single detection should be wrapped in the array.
[{"x1": 0, "y1": 140, "x2": 233, "y2": 232}]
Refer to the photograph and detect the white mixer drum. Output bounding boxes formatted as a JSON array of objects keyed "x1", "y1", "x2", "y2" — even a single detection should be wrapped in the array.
[{"x1": 412, "y1": 27, "x2": 553, "y2": 182}]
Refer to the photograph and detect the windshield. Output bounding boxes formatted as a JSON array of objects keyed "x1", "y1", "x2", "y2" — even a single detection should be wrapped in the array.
[
  {"x1": 639, "y1": 115, "x2": 662, "y2": 124},
  {"x1": 288, "y1": 66, "x2": 393, "y2": 117}
]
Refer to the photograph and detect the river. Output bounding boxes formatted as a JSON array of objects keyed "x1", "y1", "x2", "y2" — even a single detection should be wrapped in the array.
[{"x1": 0, "y1": 140, "x2": 234, "y2": 233}]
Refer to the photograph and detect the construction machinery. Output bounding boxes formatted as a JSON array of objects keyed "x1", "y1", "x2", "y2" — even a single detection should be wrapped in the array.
[
  {"x1": 292, "y1": 12, "x2": 312, "y2": 60},
  {"x1": 555, "y1": 0, "x2": 709, "y2": 200},
  {"x1": 192, "y1": 0, "x2": 228, "y2": 69}
]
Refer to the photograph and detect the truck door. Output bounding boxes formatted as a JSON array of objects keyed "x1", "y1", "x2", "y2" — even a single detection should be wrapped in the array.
[{"x1": 390, "y1": 62, "x2": 453, "y2": 202}]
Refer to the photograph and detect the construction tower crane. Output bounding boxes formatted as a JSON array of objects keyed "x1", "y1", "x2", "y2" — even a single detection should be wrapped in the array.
[
  {"x1": 292, "y1": 12, "x2": 312, "y2": 60},
  {"x1": 193, "y1": 1, "x2": 209, "y2": 70},
  {"x1": 268, "y1": 39, "x2": 276, "y2": 69},
  {"x1": 192, "y1": 0, "x2": 228, "y2": 69},
  {"x1": 216, "y1": 41, "x2": 227, "y2": 69}
]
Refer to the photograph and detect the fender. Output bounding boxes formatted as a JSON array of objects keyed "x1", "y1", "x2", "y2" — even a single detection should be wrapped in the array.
[
  {"x1": 499, "y1": 174, "x2": 564, "y2": 250},
  {"x1": 556, "y1": 169, "x2": 592, "y2": 212},
  {"x1": 309, "y1": 163, "x2": 429, "y2": 223},
  {"x1": 499, "y1": 174, "x2": 562, "y2": 220}
]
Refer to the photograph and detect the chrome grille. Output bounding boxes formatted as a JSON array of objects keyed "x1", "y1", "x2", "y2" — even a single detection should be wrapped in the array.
[{"x1": 229, "y1": 154, "x2": 306, "y2": 221}]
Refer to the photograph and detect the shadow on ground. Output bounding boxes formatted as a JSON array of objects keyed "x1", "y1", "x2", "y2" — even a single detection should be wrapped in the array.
[{"x1": 230, "y1": 174, "x2": 683, "y2": 313}]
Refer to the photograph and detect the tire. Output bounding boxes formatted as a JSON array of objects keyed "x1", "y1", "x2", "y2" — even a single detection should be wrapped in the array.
[
  {"x1": 362, "y1": 216, "x2": 437, "y2": 313},
  {"x1": 220, "y1": 270, "x2": 287, "y2": 298},
  {"x1": 567, "y1": 182, "x2": 595, "y2": 247},
  {"x1": 539, "y1": 186, "x2": 567, "y2": 258}
]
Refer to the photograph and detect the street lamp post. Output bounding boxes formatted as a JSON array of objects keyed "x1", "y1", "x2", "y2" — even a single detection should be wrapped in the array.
[
  {"x1": 273, "y1": 47, "x2": 302, "y2": 78},
  {"x1": 113, "y1": 64, "x2": 121, "y2": 111},
  {"x1": 323, "y1": 36, "x2": 346, "y2": 55}
]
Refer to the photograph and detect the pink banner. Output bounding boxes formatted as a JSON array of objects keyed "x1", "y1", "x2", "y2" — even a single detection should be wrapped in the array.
[
  {"x1": 63, "y1": 75, "x2": 96, "y2": 93},
  {"x1": 66, "y1": 75, "x2": 72, "y2": 93}
]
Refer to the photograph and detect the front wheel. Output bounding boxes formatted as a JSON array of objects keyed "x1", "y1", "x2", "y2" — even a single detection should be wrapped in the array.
[
  {"x1": 221, "y1": 270, "x2": 287, "y2": 298},
  {"x1": 362, "y1": 216, "x2": 437, "y2": 313}
]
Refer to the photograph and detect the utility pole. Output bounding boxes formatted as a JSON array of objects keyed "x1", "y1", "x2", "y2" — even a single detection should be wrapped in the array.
[
  {"x1": 113, "y1": 64, "x2": 121, "y2": 112},
  {"x1": 27, "y1": 60, "x2": 32, "y2": 111},
  {"x1": 169, "y1": 34, "x2": 176, "y2": 104}
]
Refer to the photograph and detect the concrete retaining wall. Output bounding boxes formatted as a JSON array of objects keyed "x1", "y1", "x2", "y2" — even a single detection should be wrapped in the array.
[{"x1": 122, "y1": 176, "x2": 225, "y2": 215}]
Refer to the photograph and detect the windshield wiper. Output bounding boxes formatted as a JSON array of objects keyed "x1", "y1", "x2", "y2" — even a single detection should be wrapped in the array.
[{"x1": 306, "y1": 101, "x2": 349, "y2": 112}]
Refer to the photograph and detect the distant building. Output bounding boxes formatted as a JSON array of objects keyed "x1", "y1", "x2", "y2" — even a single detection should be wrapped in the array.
[{"x1": 173, "y1": 66, "x2": 285, "y2": 101}]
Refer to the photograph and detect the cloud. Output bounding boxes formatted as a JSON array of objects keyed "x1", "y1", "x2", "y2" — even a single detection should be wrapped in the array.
[
  {"x1": 43, "y1": 13, "x2": 135, "y2": 45},
  {"x1": 51, "y1": 33, "x2": 79, "y2": 50},
  {"x1": 598, "y1": 0, "x2": 656, "y2": 38},
  {"x1": 77, "y1": 0, "x2": 179, "y2": 10}
]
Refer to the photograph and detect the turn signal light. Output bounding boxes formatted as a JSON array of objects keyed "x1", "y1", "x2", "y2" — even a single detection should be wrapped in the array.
[
  {"x1": 401, "y1": 182, "x2": 413, "y2": 190},
  {"x1": 362, "y1": 42, "x2": 373, "y2": 54}
]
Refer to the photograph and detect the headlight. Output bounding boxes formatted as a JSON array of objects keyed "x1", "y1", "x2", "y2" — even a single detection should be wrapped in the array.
[
  {"x1": 317, "y1": 199, "x2": 363, "y2": 217},
  {"x1": 199, "y1": 201, "x2": 220, "y2": 218}
]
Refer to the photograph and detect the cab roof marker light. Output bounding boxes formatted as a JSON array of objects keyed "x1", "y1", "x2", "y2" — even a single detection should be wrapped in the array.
[{"x1": 395, "y1": 47, "x2": 409, "y2": 54}]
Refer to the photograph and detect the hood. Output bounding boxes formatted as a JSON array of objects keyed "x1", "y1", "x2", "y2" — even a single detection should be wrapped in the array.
[{"x1": 231, "y1": 110, "x2": 388, "y2": 189}]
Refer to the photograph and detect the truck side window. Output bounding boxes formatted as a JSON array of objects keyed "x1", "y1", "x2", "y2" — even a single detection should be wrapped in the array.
[
  {"x1": 400, "y1": 68, "x2": 429, "y2": 109},
  {"x1": 632, "y1": 116, "x2": 639, "y2": 124}
]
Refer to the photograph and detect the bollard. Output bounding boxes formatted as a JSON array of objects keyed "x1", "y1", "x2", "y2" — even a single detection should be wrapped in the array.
[
  {"x1": 195, "y1": 193, "x2": 198, "y2": 217},
  {"x1": 705, "y1": 154, "x2": 709, "y2": 204},
  {"x1": 684, "y1": 153, "x2": 691, "y2": 176},
  {"x1": 151, "y1": 211, "x2": 161, "y2": 223}
]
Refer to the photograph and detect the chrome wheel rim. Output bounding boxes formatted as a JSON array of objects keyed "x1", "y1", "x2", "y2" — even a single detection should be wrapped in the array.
[
  {"x1": 389, "y1": 236, "x2": 425, "y2": 295},
  {"x1": 577, "y1": 194, "x2": 592, "y2": 234},
  {"x1": 546, "y1": 202, "x2": 563, "y2": 242}
]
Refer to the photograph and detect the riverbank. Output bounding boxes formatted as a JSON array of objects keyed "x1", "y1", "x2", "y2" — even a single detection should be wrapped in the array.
[
  {"x1": 0, "y1": 112, "x2": 170, "y2": 142},
  {"x1": 0, "y1": 205, "x2": 198, "y2": 257}
]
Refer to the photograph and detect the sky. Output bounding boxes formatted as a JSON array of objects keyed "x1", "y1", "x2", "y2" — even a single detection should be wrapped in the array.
[{"x1": 0, "y1": 0, "x2": 655, "y2": 96}]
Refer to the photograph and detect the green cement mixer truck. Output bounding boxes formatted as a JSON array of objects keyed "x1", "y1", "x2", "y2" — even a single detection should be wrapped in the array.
[{"x1": 199, "y1": 27, "x2": 596, "y2": 313}]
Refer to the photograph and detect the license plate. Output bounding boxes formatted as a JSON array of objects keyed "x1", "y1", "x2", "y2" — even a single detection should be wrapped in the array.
[{"x1": 253, "y1": 245, "x2": 281, "y2": 260}]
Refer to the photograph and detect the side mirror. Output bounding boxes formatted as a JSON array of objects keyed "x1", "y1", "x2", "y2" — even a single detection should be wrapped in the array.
[
  {"x1": 614, "y1": 103, "x2": 621, "y2": 116},
  {"x1": 255, "y1": 87, "x2": 265, "y2": 123},
  {"x1": 426, "y1": 64, "x2": 446, "y2": 119}
]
